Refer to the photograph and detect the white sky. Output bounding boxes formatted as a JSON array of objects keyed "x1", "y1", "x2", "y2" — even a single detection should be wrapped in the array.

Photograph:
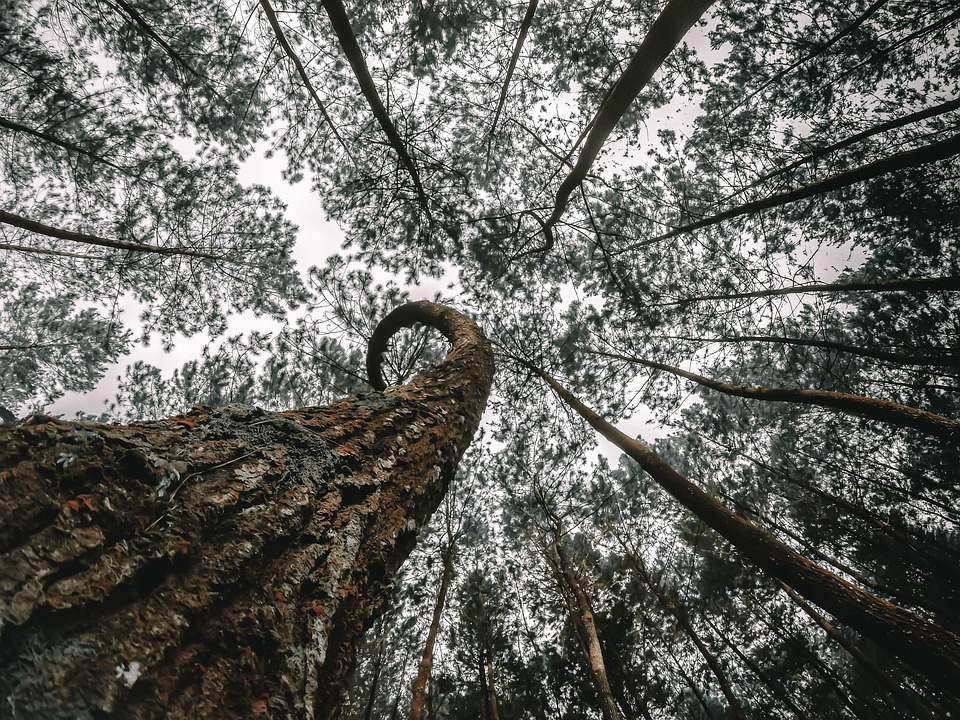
[
  {"x1": 47, "y1": 139, "x2": 456, "y2": 418},
  {"x1": 47, "y1": 146, "x2": 342, "y2": 418}
]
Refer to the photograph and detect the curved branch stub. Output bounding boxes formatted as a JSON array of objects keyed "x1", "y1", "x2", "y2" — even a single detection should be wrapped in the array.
[{"x1": 366, "y1": 300, "x2": 488, "y2": 391}]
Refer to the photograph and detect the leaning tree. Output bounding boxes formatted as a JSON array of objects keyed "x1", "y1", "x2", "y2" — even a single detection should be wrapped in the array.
[{"x1": 0, "y1": 301, "x2": 493, "y2": 719}]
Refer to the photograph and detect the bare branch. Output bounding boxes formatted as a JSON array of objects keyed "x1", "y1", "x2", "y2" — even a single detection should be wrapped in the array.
[
  {"x1": 745, "y1": 0, "x2": 889, "y2": 105},
  {"x1": 0, "y1": 209, "x2": 220, "y2": 260},
  {"x1": 0, "y1": 116, "x2": 128, "y2": 173},
  {"x1": 0, "y1": 241, "x2": 102, "y2": 260},
  {"x1": 105, "y1": 0, "x2": 218, "y2": 91}
]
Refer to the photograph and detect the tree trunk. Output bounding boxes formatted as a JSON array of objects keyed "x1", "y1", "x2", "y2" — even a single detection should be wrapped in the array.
[
  {"x1": 632, "y1": 131, "x2": 960, "y2": 248},
  {"x1": 0, "y1": 301, "x2": 494, "y2": 719},
  {"x1": 537, "y1": 369, "x2": 960, "y2": 693},
  {"x1": 407, "y1": 544, "x2": 455, "y2": 720},
  {"x1": 590, "y1": 348, "x2": 960, "y2": 440},
  {"x1": 322, "y1": 0, "x2": 429, "y2": 212},
  {"x1": 546, "y1": 528, "x2": 628, "y2": 720},
  {"x1": 524, "y1": 0, "x2": 716, "y2": 256},
  {"x1": 0, "y1": 207, "x2": 221, "y2": 259},
  {"x1": 778, "y1": 581, "x2": 944, "y2": 720},
  {"x1": 484, "y1": 652, "x2": 502, "y2": 720},
  {"x1": 659, "y1": 333, "x2": 958, "y2": 367}
]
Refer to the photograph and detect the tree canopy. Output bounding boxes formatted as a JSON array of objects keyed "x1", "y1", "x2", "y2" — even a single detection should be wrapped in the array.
[{"x1": 2, "y1": 0, "x2": 958, "y2": 717}]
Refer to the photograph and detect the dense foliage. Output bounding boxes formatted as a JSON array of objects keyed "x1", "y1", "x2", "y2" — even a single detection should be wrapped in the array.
[{"x1": 2, "y1": 0, "x2": 958, "y2": 717}]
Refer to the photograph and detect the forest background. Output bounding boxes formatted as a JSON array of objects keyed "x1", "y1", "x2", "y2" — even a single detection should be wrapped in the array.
[{"x1": 1, "y1": 0, "x2": 958, "y2": 717}]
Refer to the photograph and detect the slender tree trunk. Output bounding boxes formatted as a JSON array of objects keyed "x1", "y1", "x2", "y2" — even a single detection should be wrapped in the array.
[
  {"x1": 478, "y1": 640, "x2": 490, "y2": 720},
  {"x1": 631, "y1": 131, "x2": 960, "y2": 248},
  {"x1": 645, "y1": 617, "x2": 717, "y2": 718},
  {"x1": 536, "y1": 369, "x2": 960, "y2": 692},
  {"x1": 407, "y1": 544, "x2": 455, "y2": 720},
  {"x1": 467, "y1": 573, "x2": 502, "y2": 720},
  {"x1": 525, "y1": 0, "x2": 715, "y2": 255},
  {"x1": 258, "y1": 0, "x2": 353, "y2": 159},
  {"x1": 487, "y1": 0, "x2": 540, "y2": 145},
  {"x1": 661, "y1": 332, "x2": 958, "y2": 367},
  {"x1": 484, "y1": 653, "x2": 502, "y2": 720},
  {"x1": 590, "y1": 348, "x2": 960, "y2": 440},
  {"x1": 546, "y1": 528, "x2": 628, "y2": 720},
  {"x1": 0, "y1": 207, "x2": 220, "y2": 259},
  {"x1": 322, "y1": 0, "x2": 429, "y2": 211},
  {"x1": 363, "y1": 625, "x2": 388, "y2": 720},
  {"x1": 652, "y1": 275, "x2": 960, "y2": 306},
  {"x1": 701, "y1": 615, "x2": 806, "y2": 719},
  {"x1": 0, "y1": 301, "x2": 493, "y2": 719}
]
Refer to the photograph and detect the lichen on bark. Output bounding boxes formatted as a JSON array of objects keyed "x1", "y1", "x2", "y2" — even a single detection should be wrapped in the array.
[{"x1": 0, "y1": 301, "x2": 494, "y2": 719}]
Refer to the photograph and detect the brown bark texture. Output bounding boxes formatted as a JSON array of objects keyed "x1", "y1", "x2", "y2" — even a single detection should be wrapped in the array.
[
  {"x1": 406, "y1": 544, "x2": 454, "y2": 720},
  {"x1": 0, "y1": 301, "x2": 494, "y2": 719},
  {"x1": 546, "y1": 529, "x2": 627, "y2": 720},
  {"x1": 537, "y1": 369, "x2": 960, "y2": 694},
  {"x1": 590, "y1": 349, "x2": 960, "y2": 441}
]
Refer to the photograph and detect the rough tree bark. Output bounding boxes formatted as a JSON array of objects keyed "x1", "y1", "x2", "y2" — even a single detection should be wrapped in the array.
[
  {"x1": 543, "y1": 525, "x2": 627, "y2": 720},
  {"x1": 407, "y1": 541, "x2": 454, "y2": 720},
  {"x1": 0, "y1": 301, "x2": 494, "y2": 719}
]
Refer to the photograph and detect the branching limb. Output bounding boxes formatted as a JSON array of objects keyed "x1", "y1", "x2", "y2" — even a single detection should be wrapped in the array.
[
  {"x1": 258, "y1": 0, "x2": 355, "y2": 161},
  {"x1": 0, "y1": 209, "x2": 220, "y2": 259},
  {"x1": 323, "y1": 0, "x2": 430, "y2": 212}
]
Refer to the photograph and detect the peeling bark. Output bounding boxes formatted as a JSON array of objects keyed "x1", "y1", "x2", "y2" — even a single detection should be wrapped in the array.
[{"x1": 0, "y1": 301, "x2": 493, "y2": 719}]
